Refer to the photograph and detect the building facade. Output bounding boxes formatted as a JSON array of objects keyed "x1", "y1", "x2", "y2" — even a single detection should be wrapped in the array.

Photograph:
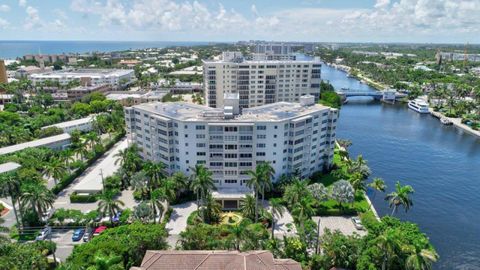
[
  {"x1": 125, "y1": 96, "x2": 337, "y2": 208},
  {"x1": 29, "y1": 69, "x2": 136, "y2": 88},
  {"x1": 203, "y1": 52, "x2": 322, "y2": 110}
]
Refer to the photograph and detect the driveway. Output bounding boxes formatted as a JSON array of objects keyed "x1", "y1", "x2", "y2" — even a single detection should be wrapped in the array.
[
  {"x1": 313, "y1": 216, "x2": 367, "y2": 237},
  {"x1": 165, "y1": 201, "x2": 197, "y2": 248}
]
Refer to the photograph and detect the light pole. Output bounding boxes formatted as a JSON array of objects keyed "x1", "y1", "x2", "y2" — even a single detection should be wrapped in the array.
[{"x1": 315, "y1": 217, "x2": 321, "y2": 254}]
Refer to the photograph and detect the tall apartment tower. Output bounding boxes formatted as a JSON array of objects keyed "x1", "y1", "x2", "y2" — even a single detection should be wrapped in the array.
[
  {"x1": 0, "y1": 60, "x2": 8, "y2": 84},
  {"x1": 203, "y1": 52, "x2": 322, "y2": 110},
  {"x1": 124, "y1": 96, "x2": 338, "y2": 209}
]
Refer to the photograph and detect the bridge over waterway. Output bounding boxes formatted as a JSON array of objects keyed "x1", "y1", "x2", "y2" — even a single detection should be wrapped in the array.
[{"x1": 335, "y1": 88, "x2": 406, "y2": 102}]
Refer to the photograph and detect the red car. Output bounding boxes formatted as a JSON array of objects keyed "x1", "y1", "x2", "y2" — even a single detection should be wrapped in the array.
[{"x1": 93, "y1": 226, "x2": 107, "y2": 236}]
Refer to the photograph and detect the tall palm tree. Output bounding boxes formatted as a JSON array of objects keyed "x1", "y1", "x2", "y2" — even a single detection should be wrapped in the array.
[
  {"x1": 258, "y1": 162, "x2": 274, "y2": 206},
  {"x1": 97, "y1": 190, "x2": 125, "y2": 223},
  {"x1": 190, "y1": 164, "x2": 215, "y2": 222},
  {"x1": 269, "y1": 198, "x2": 286, "y2": 239},
  {"x1": 228, "y1": 224, "x2": 244, "y2": 251},
  {"x1": 204, "y1": 193, "x2": 222, "y2": 224},
  {"x1": 246, "y1": 167, "x2": 262, "y2": 222},
  {"x1": 283, "y1": 179, "x2": 309, "y2": 207},
  {"x1": 376, "y1": 229, "x2": 401, "y2": 270},
  {"x1": 292, "y1": 196, "x2": 315, "y2": 239},
  {"x1": 59, "y1": 149, "x2": 75, "y2": 172},
  {"x1": 369, "y1": 177, "x2": 386, "y2": 200},
  {"x1": 43, "y1": 159, "x2": 67, "y2": 186},
  {"x1": 131, "y1": 170, "x2": 149, "y2": 198},
  {"x1": 143, "y1": 161, "x2": 166, "y2": 191},
  {"x1": 349, "y1": 172, "x2": 367, "y2": 194},
  {"x1": 385, "y1": 181, "x2": 414, "y2": 216},
  {"x1": 149, "y1": 188, "x2": 166, "y2": 224},
  {"x1": 84, "y1": 131, "x2": 100, "y2": 150},
  {"x1": 240, "y1": 194, "x2": 257, "y2": 221},
  {"x1": 0, "y1": 172, "x2": 22, "y2": 226},
  {"x1": 405, "y1": 247, "x2": 439, "y2": 270},
  {"x1": 19, "y1": 184, "x2": 55, "y2": 219}
]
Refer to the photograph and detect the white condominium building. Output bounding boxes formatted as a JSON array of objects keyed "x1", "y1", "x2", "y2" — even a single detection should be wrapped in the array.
[
  {"x1": 29, "y1": 69, "x2": 136, "y2": 88},
  {"x1": 203, "y1": 52, "x2": 322, "y2": 110},
  {"x1": 124, "y1": 96, "x2": 337, "y2": 208}
]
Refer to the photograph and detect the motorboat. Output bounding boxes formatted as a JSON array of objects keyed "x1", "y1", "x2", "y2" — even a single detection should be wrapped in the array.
[{"x1": 408, "y1": 99, "x2": 430, "y2": 114}]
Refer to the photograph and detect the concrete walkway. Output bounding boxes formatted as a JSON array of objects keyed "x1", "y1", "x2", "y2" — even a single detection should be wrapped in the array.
[
  {"x1": 263, "y1": 201, "x2": 297, "y2": 237},
  {"x1": 165, "y1": 201, "x2": 197, "y2": 248},
  {"x1": 313, "y1": 216, "x2": 366, "y2": 237}
]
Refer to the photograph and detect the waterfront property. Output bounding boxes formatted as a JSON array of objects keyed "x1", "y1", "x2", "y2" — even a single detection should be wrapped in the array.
[
  {"x1": 29, "y1": 69, "x2": 136, "y2": 88},
  {"x1": 125, "y1": 95, "x2": 338, "y2": 208},
  {"x1": 41, "y1": 115, "x2": 95, "y2": 134},
  {"x1": 0, "y1": 133, "x2": 71, "y2": 156},
  {"x1": 131, "y1": 250, "x2": 302, "y2": 270},
  {"x1": 203, "y1": 52, "x2": 322, "y2": 109}
]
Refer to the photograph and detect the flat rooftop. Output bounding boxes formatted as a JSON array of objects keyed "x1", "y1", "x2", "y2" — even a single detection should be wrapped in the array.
[
  {"x1": 131, "y1": 101, "x2": 331, "y2": 122},
  {"x1": 203, "y1": 58, "x2": 320, "y2": 64},
  {"x1": 42, "y1": 115, "x2": 94, "y2": 130},
  {"x1": 30, "y1": 69, "x2": 133, "y2": 78},
  {"x1": 0, "y1": 162, "x2": 21, "y2": 174},
  {"x1": 0, "y1": 133, "x2": 71, "y2": 156}
]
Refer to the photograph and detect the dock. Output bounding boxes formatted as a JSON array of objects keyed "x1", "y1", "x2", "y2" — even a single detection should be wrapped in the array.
[{"x1": 430, "y1": 109, "x2": 480, "y2": 138}]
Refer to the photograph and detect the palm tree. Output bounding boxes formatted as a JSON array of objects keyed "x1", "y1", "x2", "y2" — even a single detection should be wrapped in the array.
[
  {"x1": 19, "y1": 184, "x2": 55, "y2": 219},
  {"x1": 0, "y1": 172, "x2": 22, "y2": 226},
  {"x1": 385, "y1": 181, "x2": 414, "y2": 216},
  {"x1": 240, "y1": 194, "x2": 257, "y2": 221},
  {"x1": 376, "y1": 229, "x2": 401, "y2": 270},
  {"x1": 246, "y1": 166, "x2": 263, "y2": 222},
  {"x1": 349, "y1": 172, "x2": 367, "y2": 194},
  {"x1": 43, "y1": 159, "x2": 67, "y2": 186},
  {"x1": 369, "y1": 177, "x2": 386, "y2": 200},
  {"x1": 143, "y1": 161, "x2": 166, "y2": 191},
  {"x1": 97, "y1": 190, "x2": 125, "y2": 223},
  {"x1": 87, "y1": 254, "x2": 122, "y2": 270},
  {"x1": 190, "y1": 164, "x2": 215, "y2": 222},
  {"x1": 131, "y1": 170, "x2": 149, "y2": 198},
  {"x1": 228, "y1": 224, "x2": 244, "y2": 251},
  {"x1": 283, "y1": 179, "x2": 309, "y2": 207},
  {"x1": 84, "y1": 131, "x2": 100, "y2": 150},
  {"x1": 258, "y1": 162, "x2": 274, "y2": 206},
  {"x1": 204, "y1": 193, "x2": 222, "y2": 224},
  {"x1": 405, "y1": 247, "x2": 439, "y2": 270},
  {"x1": 59, "y1": 149, "x2": 75, "y2": 171},
  {"x1": 75, "y1": 142, "x2": 89, "y2": 160},
  {"x1": 269, "y1": 198, "x2": 286, "y2": 239},
  {"x1": 149, "y1": 188, "x2": 166, "y2": 224}
]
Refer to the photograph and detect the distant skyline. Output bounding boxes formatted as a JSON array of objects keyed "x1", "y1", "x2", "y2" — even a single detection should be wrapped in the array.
[{"x1": 0, "y1": 0, "x2": 479, "y2": 43}]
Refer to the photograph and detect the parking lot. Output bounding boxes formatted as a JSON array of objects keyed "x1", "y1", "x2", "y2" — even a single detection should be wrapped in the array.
[
  {"x1": 35, "y1": 227, "x2": 90, "y2": 262},
  {"x1": 313, "y1": 216, "x2": 367, "y2": 237}
]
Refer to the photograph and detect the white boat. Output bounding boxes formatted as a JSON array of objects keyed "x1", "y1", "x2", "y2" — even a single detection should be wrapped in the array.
[
  {"x1": 440, "y1": 118, "x2": 452, "y2": 125},
  {"x1": 408, "y1": 99, "x2": 430, "y2": 114}
]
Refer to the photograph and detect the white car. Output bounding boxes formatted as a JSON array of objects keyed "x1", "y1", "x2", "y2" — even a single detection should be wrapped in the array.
[
  {"x1": 36, "y1": 227, "x2": 52, "y2": 241},
  {"x1": 41, "y1": 208, "x2": 56, "y2": 223},
  {"x1": 351, "y1": 217, "x2": 364, "y2": 230}
]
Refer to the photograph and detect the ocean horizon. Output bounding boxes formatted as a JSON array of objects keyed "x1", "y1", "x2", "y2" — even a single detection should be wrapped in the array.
[{"x1": 0, "y1": 40, "x2": 222, "y2": 59}]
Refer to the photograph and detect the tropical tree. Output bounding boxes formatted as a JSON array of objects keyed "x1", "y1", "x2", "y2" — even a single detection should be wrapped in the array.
[
  {"x1": 149, "y1": 189, "x2": 165, "y2": 224},
  {"x1": 292, "y1": 196, "x2": 316, "y2": 239},
  {"x1": 330, "y1": 180, "x2": 355, "y2": 210},
  {"x1": 190, "y1": 164, "x2": 215, "y2": 222},
  {"x1": 130, "y1": 170, "x2": 149, "y2": 198},
  {"x1": 204, "y1": 193, "x2": 222, "y2": 224},
  {"x1": 97, "y1": 190, "x2": 125, "y2": 223},
  {"x1": 376, "y1": 229, "x2": 401, "y2": 270},
  {"x1": 84, "y1": 131, "x2": 100, "y2": 150},
  {"x1": 283, "y1": 179, "x2": 310, "y2": 207},
  {"x1": 269, "y1": 198, "x2": 286, "y2": 239},
  {"x1": 385, "y1": 181, "x2": 414, "y2": 216},
  {"x1": 19, "y1": 183, "x2": 55, "y2": 219},
  {"x1": 349, "y1": 172, "x2": 367, "y2": 193},
  {"x1": 143, "y1": 161, "x2": 166, "y2": 191},
  {"x1": 59, "y1": 149, "x2": 75, "y2": 171},
  {"x1": 240, "y1": 194, "x2": 257, "y2": 221},
  {"x1": 133, "y1": 201, "x2": 153, "y2": 224},
  {"x1": 228, "y1": 224, "x2": 244, "y2": 251},
  {"x1": 86, "y1": 254, "x2": 122, "y2": 270},
  {"x1": 308, "y1": 183, "x2": 329, "y2": 201},
  {"x1": 405, "y1": 246, "x2": 439, "y2": 270},
  {"x1": 43, "y1": 159, "x2": 67, "y2": 186},
  {"x1": 258, "y1": 161, "x2": 275, "y2": 205},
  {"x1": 0, "y1": 172, "x2": 22, "y2": 226},
  {"x1": 246, "y1": 166, "x2": 262, "y2": 222},
  {"x1": 369, "y1": 177, "x2": 387, "y2": 200}
]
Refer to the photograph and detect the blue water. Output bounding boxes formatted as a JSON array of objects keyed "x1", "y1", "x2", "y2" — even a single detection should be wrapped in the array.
[
  {"x1": 0, "y1": 40, "x2": 214, "y2": 59},
  {"x1": 322, "y1": 64, "x2": 480, "y2": 270}
]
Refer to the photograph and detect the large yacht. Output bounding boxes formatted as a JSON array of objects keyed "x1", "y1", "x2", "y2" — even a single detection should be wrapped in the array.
[{"x1": 408, "y1": 99, "x2": 430, "y2": 114}]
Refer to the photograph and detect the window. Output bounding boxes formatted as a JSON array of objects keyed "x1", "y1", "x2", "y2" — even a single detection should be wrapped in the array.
[
  {"x1": 225, "y1": 179, "x2": 237, "y2": 184},
  {"x1": 196, "y1": 143, "x2": 206, "y2": 147},
  {"x1": 196, "y1": 125, "x2": 205, "y2": 130},
  {"x1": 257, "y1": 134, "x2": 266, "y2": 139},
  {"x1": 224, "y1": 126, "x2": 238, "y2": 132},
  {"x1": 256, "y1": 152, "x2": 266, "y2": 156},
  {"x1": 256, "y1": 125, "x2": 266, "y2": 130},
  {"x1": 225, "y1": 145, "x2": 237, "y2": 150},
  {"x1": 256, "y1": 143, "x2": 266, "y2": 148},
  {"x1": 225, "y1": 162, "x2": 237, "y2": 167},
  {"x1": 197, "y1": 152, "x2": 206, "y2": 156}
]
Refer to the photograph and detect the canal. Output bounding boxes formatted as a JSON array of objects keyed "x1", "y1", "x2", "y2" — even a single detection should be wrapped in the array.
[{"x1": 321, "y1": 64, "x2": 480, "y2": 270}]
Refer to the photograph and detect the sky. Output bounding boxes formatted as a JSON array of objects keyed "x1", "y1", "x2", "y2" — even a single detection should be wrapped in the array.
[{"x1": 0, "y1": 0, "x2": 479, "y2": 43}]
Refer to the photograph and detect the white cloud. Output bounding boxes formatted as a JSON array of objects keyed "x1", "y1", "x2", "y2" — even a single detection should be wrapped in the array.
[
  {"x1": 0, "y1": 4, "x2": 10, "y2": 12},
  {"x1": 374, "y1": 0, "x2": 390, "y2": 9},
  {"x1": 18, "y1": 0, "x2": 26, "y2": 7},
  {"x1": 251, "y1": 4, "x2": 259, "y2": 17},
  {"x1": 0, "y1": 17, "x2": 9, "y2": 28},
  {"x1": 53, "y1": 9, "x2": 68, "y2": 20},
  {"x1": 24, "y1": 6, "x2": 42, "y2": 30}
]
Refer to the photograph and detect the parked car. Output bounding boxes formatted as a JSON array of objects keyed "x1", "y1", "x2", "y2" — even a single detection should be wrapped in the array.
[
  {"x1": 41, "y1": 208, "x2": 56, "y2": 222},
  {"x1": 83, "y1": 227, "x2": 93, "y2": 242},
  {"x1": 72, "y1": 228, "x2": 86, "y2": 242},
  {"x1": 351, "y1": 217, "x2": 364, "y2": 230},
  {"x1": 93, "y1": 225, "x2": 107, "y2": 237},
  {"x1": 36, "y1": 227, "x2": 52, "y2": 241},
  {"x1": 112, "y1": 211, "x2": 122, "y2": 223}
]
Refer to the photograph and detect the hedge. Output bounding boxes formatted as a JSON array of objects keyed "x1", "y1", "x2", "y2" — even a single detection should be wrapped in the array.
[{"x1": 70, "y1": 192, "x2": 98, "y2": 203}]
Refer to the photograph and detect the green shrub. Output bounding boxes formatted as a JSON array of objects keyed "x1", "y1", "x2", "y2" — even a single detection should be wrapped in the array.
[{"x1": 70, "y1": 192, "x2": 98, "y2": 203}]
